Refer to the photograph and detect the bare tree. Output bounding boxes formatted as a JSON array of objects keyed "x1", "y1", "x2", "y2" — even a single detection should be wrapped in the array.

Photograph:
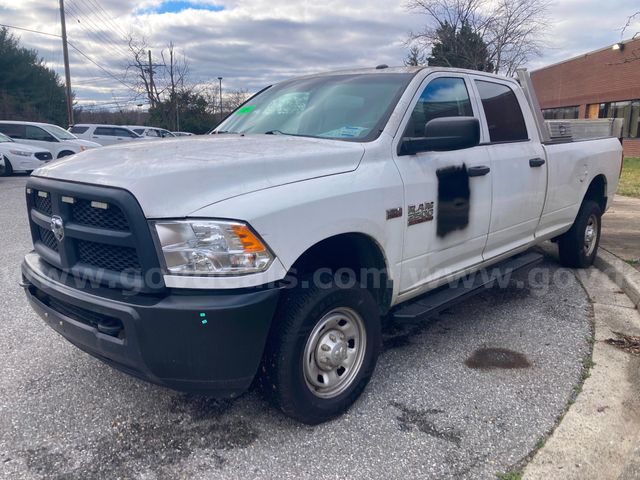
[
  {"x1": 406, "y1": 0, "x2": 550, "y2": 75},
  {"x1": 126, "y1": 36, "x2": 190, "y2": 129},
  {"x1": 615, "y1": 12, "x2": 640, "y2": 64},
  {"x1": 486, "y1": 0, "x2": 551, "y2": 76}
]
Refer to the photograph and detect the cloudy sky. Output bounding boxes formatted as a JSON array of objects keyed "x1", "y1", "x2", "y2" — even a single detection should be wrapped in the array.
[{"x1": 0, "y1": 0, "x2": 638, "y2": 109}]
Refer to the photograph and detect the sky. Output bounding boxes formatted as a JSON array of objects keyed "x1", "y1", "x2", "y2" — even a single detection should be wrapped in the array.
[{"x1": 0, "y1": 0, "x2": 639, "y2": 110}]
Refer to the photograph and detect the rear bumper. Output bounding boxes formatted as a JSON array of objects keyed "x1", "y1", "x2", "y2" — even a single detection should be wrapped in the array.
[{"x1": 21, "y1": 252, "x2": 281, "y2": 398}]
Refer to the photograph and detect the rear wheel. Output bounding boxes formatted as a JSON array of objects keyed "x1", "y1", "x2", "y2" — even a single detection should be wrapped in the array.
[
  {"x1": 261, "y1": 274, "x2": 381, "y2": 424},
  {"x1": 0, "y1": 157, "x2": 13, "y2": 177},
  {"x1": 558, "y1": 200, "x2": 602, "y2": 268}
]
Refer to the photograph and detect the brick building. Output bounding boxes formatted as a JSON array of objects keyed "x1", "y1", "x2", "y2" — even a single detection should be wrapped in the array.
[{"x1": 531, "y1": 37, "x2": 640, "y2": 157}]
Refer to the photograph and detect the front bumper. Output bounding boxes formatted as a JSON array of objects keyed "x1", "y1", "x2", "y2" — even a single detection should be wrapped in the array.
[{"x1": 21, "y1": 252, "x2": 281, "y2": 397}]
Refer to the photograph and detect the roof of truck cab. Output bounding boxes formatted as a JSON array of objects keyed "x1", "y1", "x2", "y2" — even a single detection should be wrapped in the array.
[{"x1": 287, "y1": 65, "x2": 519, "y2": 83}]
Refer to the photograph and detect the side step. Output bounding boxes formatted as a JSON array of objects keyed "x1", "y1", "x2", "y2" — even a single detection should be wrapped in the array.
[{"x1": 391, "y1": 251, "x2": 543, "y2": 322}]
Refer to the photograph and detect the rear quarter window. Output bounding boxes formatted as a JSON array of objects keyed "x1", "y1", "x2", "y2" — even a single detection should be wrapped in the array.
[{"x1": 475, "y1": 80, "x2": 528, "y2": 143}]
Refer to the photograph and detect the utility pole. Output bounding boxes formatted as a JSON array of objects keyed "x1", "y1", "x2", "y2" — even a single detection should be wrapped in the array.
[
  {"x1": 148, "y1": 50, "x2": 155, "y2": 108},
  {"x1": 59, "y1": 0, "x2": 74, "y2": 126},
  {"x1": 218, "y1": 76, "x2": 223, "y2": 122}
]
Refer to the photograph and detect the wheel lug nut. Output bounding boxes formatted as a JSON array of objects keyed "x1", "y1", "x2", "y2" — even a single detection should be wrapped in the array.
[{"x1": 329, "y1": 334, "x2": 337, "y2": 342}]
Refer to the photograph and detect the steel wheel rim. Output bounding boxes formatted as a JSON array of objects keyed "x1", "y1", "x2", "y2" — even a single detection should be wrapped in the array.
[
  {"x1": 303, "y1": 307, "x2": 367, "y2": 399},
  {"x1": 584, "y1": 214, "x2": 598, "y2": 257}
]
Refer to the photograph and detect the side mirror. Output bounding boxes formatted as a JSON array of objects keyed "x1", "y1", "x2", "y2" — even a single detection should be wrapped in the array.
[{"x1": 400, "y1": 117, "x2": 480, "y2": 155}]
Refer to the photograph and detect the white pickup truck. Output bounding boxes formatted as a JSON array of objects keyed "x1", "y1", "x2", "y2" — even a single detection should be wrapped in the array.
[{"x1": 21, "y1": 66, "x2": 622, "y2": 424}]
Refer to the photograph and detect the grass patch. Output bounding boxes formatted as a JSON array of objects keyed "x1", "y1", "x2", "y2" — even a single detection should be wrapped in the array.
[
  {"x1": 619, "y1": 157, "x2": 640, "y2": 198},
  {"x1": 497, "y1": 471, "x2": 523, "y2": 480}
]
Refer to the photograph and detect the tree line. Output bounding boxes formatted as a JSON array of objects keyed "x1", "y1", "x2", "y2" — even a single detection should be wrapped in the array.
[
  {"x1": 0, "y1": 27, "x2": 68, "y2": 126},
  {"x1": 0, "y1": 27, "x2": 250, "y2": 133}
]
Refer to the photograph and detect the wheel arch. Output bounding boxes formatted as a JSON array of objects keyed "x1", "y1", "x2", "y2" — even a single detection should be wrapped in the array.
[
  {"x1": 584, "y1": 174, "x2": 608, "y2": 212},
  {"x1": 57, "y1": 150, "x2": 75, "y2": 158},
  {"x1": 286, "y1": 232, "x2": 393, "y2": 315}
]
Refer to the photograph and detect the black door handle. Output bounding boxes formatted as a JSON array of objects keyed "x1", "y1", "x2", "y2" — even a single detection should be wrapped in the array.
[
  {"x1": 468, "y1": 165, "x2": 491, "y2": 177},
  {"x1": 529, "y1": 157, "x2": 546, "y2": 167}
]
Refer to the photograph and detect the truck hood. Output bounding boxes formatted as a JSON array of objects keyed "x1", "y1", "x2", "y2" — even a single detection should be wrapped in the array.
[{"x1": 33, "y1": 134, "x2": 365, "y2": 217}]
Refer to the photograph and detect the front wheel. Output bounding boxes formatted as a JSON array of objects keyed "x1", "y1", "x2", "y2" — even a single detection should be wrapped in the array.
[
  {"x1": 0, "y1": 157, "x2": 13, "y2": 177},
  {"x1": 261, "y1": 276, "x2": 381, "y2": 424},
  {"x1": 558, "y1": 200, "x2": 602, "y2": 268}
]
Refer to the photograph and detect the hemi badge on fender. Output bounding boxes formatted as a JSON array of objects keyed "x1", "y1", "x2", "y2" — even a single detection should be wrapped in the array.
[
  {"x1": 386, "y1": 207, "x2": 403, "y2": 220},
  {"x1": 91, "y1": 201, "x2": 109, "y2": 210}
]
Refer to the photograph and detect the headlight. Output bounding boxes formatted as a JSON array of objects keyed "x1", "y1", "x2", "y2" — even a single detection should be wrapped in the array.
[
  {"x1": 9, "y1": 149, "x2": 33, "y2": 157},
  {"x1": 152, "y1": 220, "x2": 274, "y2": 276}
]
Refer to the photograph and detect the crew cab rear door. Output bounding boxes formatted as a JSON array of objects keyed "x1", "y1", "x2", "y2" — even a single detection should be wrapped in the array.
[
  {"x1": 469, "y1": 76, "x2": 547, "y2": 259},
  {"x1": 392, "y1": 73, "x2": 493, "y2": 296}
]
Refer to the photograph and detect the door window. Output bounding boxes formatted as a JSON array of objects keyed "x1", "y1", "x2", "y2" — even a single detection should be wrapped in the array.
[
  {"x1": 405, "y1": 77, "x2": 473, "y2": 137},
  {"x1": 114, "y1": 128, "x2": 136, "y2": 138},
  {"x1": 69, "y1": 126, "x2": 89, "y2": 134},
  {"x1": 0, "y1": 123, "x2": 26, "y2": 139},
  {"x1": 475, "y1": 81, "x2": 528, "y2": 142},
  {"x1": 25, "y1": 126, "x2": 56, "y2": 142},
  {"x1": 94, "y1": 127, "x2": 114, "y2": 136}
]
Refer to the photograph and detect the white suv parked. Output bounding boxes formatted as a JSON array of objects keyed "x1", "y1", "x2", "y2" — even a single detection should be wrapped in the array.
[
  {"x1": 0, "y1": 121, "x2": 100, "y2": 158},
  {"x1": 126, "y1": 126, "x2": 176, "y2": 139},
  {"x1": 69, "y1": 124, "x2": 148, "y2": 146}
]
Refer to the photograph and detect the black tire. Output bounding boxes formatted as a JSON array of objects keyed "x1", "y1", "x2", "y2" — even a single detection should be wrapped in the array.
[
  {"x1": 558, "y1": 200, "x2": 602, "y2": 268},
  {"x1": 0, "y1": 157, "x2": 13, "y2": 177},
  {"x1": 261, "y1": 274, "x2": 381, "y2": 424},
  {"x1": 57, "y1": 150, "x2": 74, "y2": 158}
]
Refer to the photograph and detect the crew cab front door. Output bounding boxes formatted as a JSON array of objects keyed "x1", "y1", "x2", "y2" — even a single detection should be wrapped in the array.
[{"x1": 393, "y1": 74, "x2": 493, "y2": 297}]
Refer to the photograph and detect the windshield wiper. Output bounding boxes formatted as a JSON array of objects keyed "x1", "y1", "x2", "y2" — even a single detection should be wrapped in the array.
[{"x1": 264, "y1": 130, "x2": 289, "y2": 135}]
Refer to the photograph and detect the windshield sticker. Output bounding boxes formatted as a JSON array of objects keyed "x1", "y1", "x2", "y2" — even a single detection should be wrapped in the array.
[
  {"x1": 236, "y1": 105, "x2": 256, "y2": 115},
  {"x1": 321, "y1": 126, "x2": 368, "y2": 138}
]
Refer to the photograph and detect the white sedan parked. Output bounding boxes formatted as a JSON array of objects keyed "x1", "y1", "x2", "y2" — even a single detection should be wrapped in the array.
[{"x1": 0, "y1": 132, "x2": 53, "y2": 176}]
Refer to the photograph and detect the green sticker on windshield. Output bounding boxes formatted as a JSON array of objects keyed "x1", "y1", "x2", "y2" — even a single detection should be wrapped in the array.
[{"x1": 236, "y1": 105, "x2": 256, "y2": 115}]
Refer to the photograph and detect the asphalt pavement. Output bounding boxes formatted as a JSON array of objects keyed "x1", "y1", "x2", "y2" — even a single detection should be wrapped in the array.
[{"x1": 0, "y1": 175, "x2": 592, "y2": 480}]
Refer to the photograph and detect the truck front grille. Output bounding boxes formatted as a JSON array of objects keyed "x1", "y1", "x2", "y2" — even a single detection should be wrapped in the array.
[
  {"x1": 71, "y1": 199, "x2": 130, "y2": 231},
  {"x1": 34, "y1": 192, "x2": 52, "y2": 215},
  {"x1": 38, "y1": 226, "x2": 59, "y2": 252},
  {"x1": 25, "y1": 178, "x2": 163, "y2": 292},
  {"x1": 77, "y1": 240, "x2": 141, "y2": 272}
]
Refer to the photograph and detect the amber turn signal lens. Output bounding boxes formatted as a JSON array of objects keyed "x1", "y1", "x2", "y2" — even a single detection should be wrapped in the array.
[{"x1": 231, "y1": 224, "x2": 267, "y2": 253}]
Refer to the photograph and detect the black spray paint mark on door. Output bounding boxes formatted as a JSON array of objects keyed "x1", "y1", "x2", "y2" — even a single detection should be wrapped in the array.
[{"x1": 436, "y1": 164, "x2": 470, "y2": 237}]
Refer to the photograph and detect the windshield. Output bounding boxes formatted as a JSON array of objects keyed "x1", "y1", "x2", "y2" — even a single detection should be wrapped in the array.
[
  {"x1": 42, "y1": 124, "x2": 77, "y2": 140},
  {"x1": 215, "y1": 73, "x2": 413, "y2": 141},
  {"x1": 0, "y1": 133, "x2": 13, "y2": 143}
]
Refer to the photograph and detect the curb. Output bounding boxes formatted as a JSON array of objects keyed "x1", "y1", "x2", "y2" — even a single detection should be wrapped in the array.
[{"x1": 595, "y1": 248, "x2": 640, "y2": 309}]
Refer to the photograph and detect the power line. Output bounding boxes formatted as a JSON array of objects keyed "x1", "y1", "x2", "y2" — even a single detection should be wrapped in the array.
[
  {"x1": 65, "y1": 0, "x2": 131, "y2": 61},
  {"x1": 83, "y1": 0, "x2": 131, "y2": 43},
  {"x1": 0, "y1": 23, "x2": 60, "y2": 38},
  {"x1": 0, "y1": 23, "x2": 138, "y2": 92}
]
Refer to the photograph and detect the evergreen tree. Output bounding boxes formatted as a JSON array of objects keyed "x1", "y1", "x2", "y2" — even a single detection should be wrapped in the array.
[
  {"x1": 0, "y1": 28, "x2": 69, "y2": 125},
  {"x1": 427, "y1": 21, "x2": 493, "y2": 72}
]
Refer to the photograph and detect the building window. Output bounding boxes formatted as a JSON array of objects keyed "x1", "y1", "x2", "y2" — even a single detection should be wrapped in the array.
[
  {"x1": 599, "y1": 100, "x2": 640, "y2": 138},
  {"x1": 542, "y1": 106, "x2": 580, "y2": 120}
]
